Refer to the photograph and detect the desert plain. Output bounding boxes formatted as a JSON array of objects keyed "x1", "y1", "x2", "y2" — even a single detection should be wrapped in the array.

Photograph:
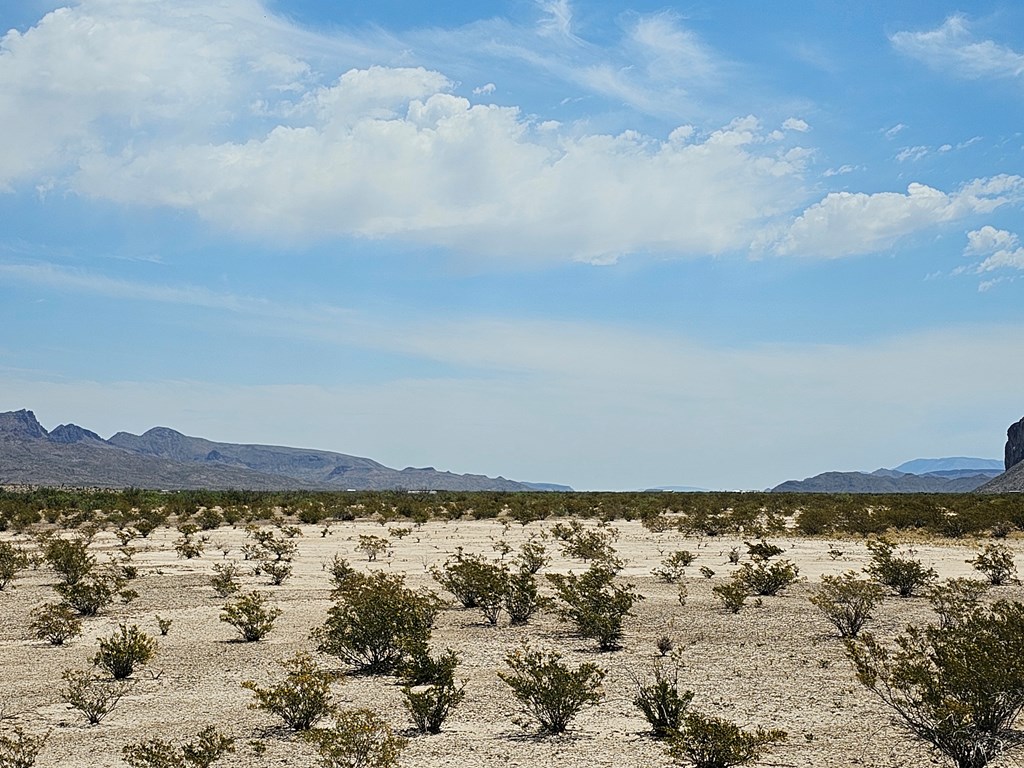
[{"x1": 2, "y1": 517, "x2": 1023, "y2": 768}]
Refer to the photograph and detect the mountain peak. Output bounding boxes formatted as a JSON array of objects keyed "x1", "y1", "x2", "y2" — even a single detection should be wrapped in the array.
[
  {"x1": 0, "y1": 409, "x2": 48, "y2": 439},
  {"x1": 48, "y1": 423, "x2": 104, "y2": 444}
]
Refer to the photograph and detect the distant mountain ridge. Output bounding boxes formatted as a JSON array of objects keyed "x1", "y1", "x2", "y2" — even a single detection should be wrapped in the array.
[
  {"x1": 772, "y1": 457, "x2": 1003, "y2": 494},
  {"x1": 0, "y1": 409, "x2": 568, "y2": 492}
]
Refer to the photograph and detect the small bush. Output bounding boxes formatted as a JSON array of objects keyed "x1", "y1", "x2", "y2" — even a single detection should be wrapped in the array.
[
  {"x1": 712, "y1": 582, "x2": 748, "y2": 613},
  {"x1": 745, "y1": 540, "x2": 784, "y2": 562},
  {"x1": 174, "y1": 527, "x2": 205, "y2": 560},
  {"x1": 0, "y1": 726, "x2": 46, "y2": 768},
  {"x1": 653, "y1": 551, "x2": 695, "y2": 583},
  {"x1": 93, "y1": 624, "x2": 157, "y2": 680},
  {"x1": 430, "y1": 551, "x2": 493, "y2": 609},
  {"x1": 0, "y1": 542, "x2": 27, "y2": 589},
  {"x1": 498, "y1": 645, "x2": 605, "y2": 735},
  {"x1": 156, "y1": 616, "x2": 173, "y2": 636},
  {"x1": 356, "y1": 535, "x2": 389, "y2": 562},
  {"x1": 44, "y1": 537, "x2": 94, "y2": 585},
  {"x1": 926, "y1": 577, "x2": 990, "y2": 630},
  {"x1": 123, "y1": 726, "x2": 234, "y2": 768},
  {"x1": 547, "y1": 564, "x2": 643, "y2": 651},
  {"x1": 656, "y1": 635, "x2": 675, "y2": 656},
  {"x1": 209, "y1": 563, "x2": 242, "y2": 597},
  {"x1": 29, "y1": 602, "x2": 82, "y2": 645},
  {"x1": 220, "y1": 591, "x2": 281, "y2": 642},
  {"x1": 846, "y1": 600, "x2": 1024, "y2": 768},
  {"x1": 560, "y1": 528, "x2": 619, "y2": 565},
  {"x1": 809, "y1": 571, "x2": 886, "y2": 638},
  {"x1": 315, "y1": 572, "x2": 439, "y2": 674},
  {"x1": 864, "y1": 539, "x2": 936, "y2": 598},
  {"x1": 699, "y1": 566, "x2": 715, "y2": 580},
  {"x1": 61, "y1": 669, "x2": 133, "y2": 725},
  {"x1": 327, "y1": 555, "x2": 355, "y2": 590},
  {"x1": 55, "y1": 569, "x2": 124, "y2": 616},
  {"x1": 262, "y1": 560, "x2": 293, "y2": 586},
  {"x1": 735, "y1": 560, "x2": 799, "y2": 596},
  {"x1": 516, "y1": 537, "x2": 549, "y2": 575},
  {"x1": 970, "y1": 544, "x2": 1019, "y2": 586},
  {"x1": 304, "y1": 710, "x2": 406, "y2": 768},
  {"x1": 401, "y1": 649, "x2": 466, "y2": 734},
  {"x1": 504, "y1": 570, "x2": 548, "y2": 625},
  {"x1": 668, "y1": 712, "x2": 786, "y2": 768},
  {"x1": 242, "y1": 652, "x2": 336, "y2": 731},
  {"x1": 632, "y1": 658, "x2": 693, "y2": 738}
]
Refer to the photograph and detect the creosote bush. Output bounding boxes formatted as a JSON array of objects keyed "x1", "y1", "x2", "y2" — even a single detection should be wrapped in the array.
[
  {"x1": 864, "y1": 539, "x2": 936, "y2": 598},
  {"x1": 745, "y1": 540, "x2": 784, "y2": 562},
  {"x1": 735, "y1": 560, "x2": 799, "y2": 596},
  {"x1": 61, "y1": 669, "x2": 133, "y2": 725},
  {"x1": 356, "y1": 535, "x2": 389, "y2": 562},
  {"x1": 632, "y1": 657, "x2": 693, "y2": 738},
  {"x1": 44, "y1": 537, "x2": 94, "y2": 585},
  {"x1": 712, "y1": 581, "x2": 748, "y2": 613},
  {"x1": 504, "y1": 570, "x2": 548, "y2": 626},
  {"x1": 0, "y1": 726, "x2": 47, "y2": 768},
  {"x1": 430, "y1": 551, "x2": 494, "y2": 609},
  {"x1": 304, "y1": 709, "x2": 406, "y2": 768},
  {"x1": 242, "y1": 652, "x2": 336, "y2": 731},
  {"x1": 220, "y1": 591, "x2": 281, "y2": 642},
  {"x1": 401, "y1": 649, "x2": 466, "y2": 734},
  {"x1": 499, "y1": 645, "x2": 605, "y2": 735},
  {"x1": 209, "y1": 563, "x2": 242, "y2": 597},
  {"x1": 653, "y1": 550, "x2": 695, "y2": 583},
  {"x1": 94, "y1": 623, "x2": 157, "y2": 680},
  {"x1": 547, "y1": 563, "x2": 643, "y2": 651},
  {"x1": 122, "y1": 726, "x2": 234, "y2": 768},
  {"x1": 315, "y1": 572, "x2": 439, "y2": 674},
  {"x1": 668, "y1": 712, "x2": 786, "y2": 768},
  {"x1": 55, "y1": 568, "x2": 124, "y2": 616},
  {"x1": 970, "y1": 543, "x2": 1019, "y2": 586},
  {"x1": 846, "y1": 599, "x2": 1024, "y2": 768},
  {"x1": 0, "y1": 541, "x2": 27, "y2": 589},
  {"x1": 29, "y1": 602, "x2": 82, "y2": 645},
  {"x1": 926, "y1": 578, "x2": 990, "y2": 630},
  {"x1": 809, "y1": 571, "x2": 886, "y2": 638}
]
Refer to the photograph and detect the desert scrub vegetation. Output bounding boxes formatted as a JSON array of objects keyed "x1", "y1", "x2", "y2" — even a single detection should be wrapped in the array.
[
  {"x1": 29, "y1": 602, "x2": 82, "y2": 645},
  {"x1": 304, "y1": 709, "x2": 406, "y2": 768},
  {"x1": 220, "y1": 591, "x2": 281, "y2": 642},
  {"x1": 712, "y1": 581, "x2": 748, "y2": 613},
  {"x1": 356, "y1": 534, "x2": 389, "y2": 562},
  {"x1": 242, "y1": 652, "x2": 336, "y2": 731},
  {"x1": 61, "y1": 669, "x2": 133, "y2": 725},
  {"x1": 969, "y1": 543, "x2": 1019, "y2": 586},
  {"x1": 0, "y1": 541, "x2": 27, "y2": 589},
  {"x1": 926, "y1": 578, "x2": 990, "y2": 629},
  {"x1": 208, "y1": 562, "x2": 242, "y2": 597},
  {"x1": 54, "y1": 567, "x2": 124, "y2": 616},
  {"x1": 93, "y1": 623, "x2": 157, "y2": 679},
  {"x1": 430, "y1": 550, "x2": 496, "y2": 609},
  {"x1": 652, "y1": 550, "x2": 695, "y2": 583},
  {"x1": 504, "y1": 569, "x2": 548, "y2": 625},
  {"x1": 547, "y1": 562, "x2": 643, "y2": 650},
  {"x1": 864, "y1": 539, "x2": 937, "y2": 598},
  {"x1": 846, "y1": 599, "x2": 1024, "y2": 768},
  {"x1": 122, "y1": 726, "x2": 234, "y2": 768},
  {"x1": 314, "y1": 572, "x2": 439, "y2": 674},
  {"x1": 809, "y1": 571, "x2": 886, "y2": 638},
  {"x1": 631, "y1": 656, "x2": 693, "y2": 738},
  {"x1": 499, "y1": 645, "x2": 605, "y2": 735},
  {"x1": 0, "y1": 726, "x2": 46, "y2": 768},
  {"x1": 667, "y1": 712, "x2": 786, "y2": 768},
  {"x1": 400, "y1": 648, "x2": 466, "y2": 734},
  {"x1": 42, "y1": 535, "x2": 94, "y2": 585},
  {"x1": 734, "y1": 559, "x2": 800, "y2": 596}
]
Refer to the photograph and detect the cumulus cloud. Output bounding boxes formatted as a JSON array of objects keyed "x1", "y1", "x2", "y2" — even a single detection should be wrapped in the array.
[
  {"x1": 891, "y1": 14, "x2": 1024, "y2": 79},
  {"x1": 963, "y1": 225, "x2": 1024, "y2": 273},
  {"x1": 775, "y1": 176, "x2": 1024, "y2": 258},
  {"x1": 782, "y1": 117, "x2": 809, "y2": 132}
]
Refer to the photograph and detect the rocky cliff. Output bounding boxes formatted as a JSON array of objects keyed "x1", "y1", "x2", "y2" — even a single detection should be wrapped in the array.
[{"x1": 1006, "y1": 416, "x2": 1024, "y2": 471}]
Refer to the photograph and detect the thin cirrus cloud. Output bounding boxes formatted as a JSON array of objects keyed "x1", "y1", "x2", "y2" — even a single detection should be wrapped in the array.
[{"x1": 891, "y1": 14, "x2": 1024, "y2": 79}]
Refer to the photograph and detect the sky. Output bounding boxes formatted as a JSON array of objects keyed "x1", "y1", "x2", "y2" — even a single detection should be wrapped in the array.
[{"x1": 1, "y1": 0, "x2": 1023, "y2": 491}]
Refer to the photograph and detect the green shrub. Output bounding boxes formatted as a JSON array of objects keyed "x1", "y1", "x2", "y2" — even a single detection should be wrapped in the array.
[
  {"x1": 44, "y1": 537, "x2": 94, "y2": 585},
  {"x1": 864, "y1": 539, "x2": 936, "y2": 598},
  {"x1": 430, "y1": 551, "x2": 493, "y2": 609},
  {"x1": 156, "y1": 616, "x2": 173, "y2": 636},
  {"x1": 712, "y1": 581, "x2": 748, "y2": 613},
  {"x1": 970, "y1": 544, "x2": 1019, "y2": 586},
  {"x1": 504, "y1": 570, "x2": 549, "y2": 625},
  {"x1": 315, "y1": 572, "x2": 439, "y2": 674},
  {"x1": 93, "y1": 623, "x2": 157, "y2": 679},
  {"x1": 61, "y1": 669, "x2": 133, "y2": 724},
  {"x1": 356, "y1": 535, "x2": 389, "y2": 562},
  {"x1": 242, "y1": 652, "x2": 336, "y2": 731},
  {"x1": 547, "y1": 564, "x2": 643, "y2": 651},
  {"x1": 327, "y1": 555, "x2": 355, "y2": 590},
  {"x1": 304, "y1": 710, "x2": 406, "y2": 768},
  {"x1": 174, "y1": 526, "x2": 205, "y2": 560},
  {"x1": 261, "y1": 559, "x2": 293, "y2": 586},
  {"x1": 123, "y1": 726, "x2": 234, "y2": 768},
  {"x1": 735, "y1": 560, "x2": 799, "y2": 596},
  {"x1": 498, "y1": 645, "x2": 605, "y2": 735},
  {"x1": 809, "y1": 571, "x2": 886, "y2": 638},
  {"x1": 632, "y1": 657, "x2": 693, "y2": 738},
  {"x1": 668, "y1": 712, "x2": 786, "y2": 768},
  {"x1": 926, "y1": 578, "x2": 990, "y2": 630},
  {"x1": 401, "y1": 649, "x2": 466, "y2": 734},
  {"x1": 0, "y1": 726, "x2": 46, "y2": 768},
  {"x1": 560, "y1": 527, "x2": 619, "y2": 565},
  {"x1": 744, "y1": 540, "x2": 784, "y2": 561},
  {"x1": 29, "y1": 602, "x2": 82, "y2": 645},
  {"x1": 846, "y1": 600, "x2": 1024, "y2": 768},
  {"x1": 653, "y1": 551, "x2": 695, "y2": 583},
  {"x1": 0, "y1": 542, "x2": 27, "y2": 589},
  {"x1": 220, "y1": 591, "x2": 281, "y2": 642},
  {"x1": 55, "y1": 568, "x2": 124, "y2": 616},
  {"x1": 209, "y1": 563, "x2": 242, "y2": 597},
  {"x1": 516, "y1": 537, "x2": 549, "y2": 575}
]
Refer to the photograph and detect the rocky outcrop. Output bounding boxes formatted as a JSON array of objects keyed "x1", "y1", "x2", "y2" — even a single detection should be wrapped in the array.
[
  {"x1": 0, "y1": 409, "x2": 48, "y2": 440},
  {"x1": 48, "y1": 424, "x2": 104, "y2": 444},
  {"x1": 1006, "y1": 416, "x2": 1024, "y2": 471}
]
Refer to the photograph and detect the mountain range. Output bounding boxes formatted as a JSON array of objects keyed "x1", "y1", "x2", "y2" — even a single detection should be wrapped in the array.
[
  {"x1": 771, "y1": 457, "x2": 1005, "y2": 494},
  {"x1": 0, "y1": 410, "x2": 570, "y2": 492}
]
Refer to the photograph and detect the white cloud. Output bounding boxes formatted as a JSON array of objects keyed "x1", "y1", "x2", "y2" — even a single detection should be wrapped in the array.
[
  {"x1": 884, "y1": 123, "x2": 908, "y2": 139},
  {"x1": 895, "y1": 145, "x2": 929, "y2": 163},
  {"x1": 775, "y1": 176, "x2": 1024, "y2": 258},
  {"x1": 472, "y1": 83, "x2": 496, "y2": 95},
  {"x1": 536, "y1": 0, "x2": 576, "y2": 40},
  {"x1": 822, "y1": 164, "x2": 855, "y2": 177},
  {"x1": 963, "y1": 225, "x2": 1024, "y2": 273},
  {"x1": 891, "y1": 14, "x2": 1024, "y2": 80},
  {"x1": 782, "y1": 117, "x2": 809, "y2": 132}
]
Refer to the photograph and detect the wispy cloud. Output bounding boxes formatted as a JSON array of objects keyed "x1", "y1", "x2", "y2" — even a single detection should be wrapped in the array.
[{"x1": 891, "y1": 14, "x2": 1024, "y2": 80}]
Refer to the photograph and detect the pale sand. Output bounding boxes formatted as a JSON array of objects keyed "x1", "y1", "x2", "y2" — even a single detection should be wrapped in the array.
[{"x1": 1, "y1": 519, "x2": 1022, "y2": 767}]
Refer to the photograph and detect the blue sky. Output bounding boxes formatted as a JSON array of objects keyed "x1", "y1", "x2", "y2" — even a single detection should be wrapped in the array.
[{"x1": 2, "y1": 0, "x2": 1023, "y2": 490}]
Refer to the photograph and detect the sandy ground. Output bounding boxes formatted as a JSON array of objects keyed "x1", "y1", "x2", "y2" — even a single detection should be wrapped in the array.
[{"x1": 2, "y1": 518, "x2": 1024, "y2": 768}]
